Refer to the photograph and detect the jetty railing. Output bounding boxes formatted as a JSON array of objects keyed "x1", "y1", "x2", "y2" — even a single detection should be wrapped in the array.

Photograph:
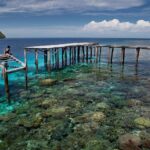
[
  {"x1": 95, "y1": 45, "x2": 150, "y2": 65},
  {"x1": 0, "y1": 54, "x2": 27, "y2": 103}
]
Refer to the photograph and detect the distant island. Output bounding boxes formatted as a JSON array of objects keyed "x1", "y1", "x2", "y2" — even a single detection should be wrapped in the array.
[{"x1": 0, "y1": 31, "x2": 6, "y2": 39}]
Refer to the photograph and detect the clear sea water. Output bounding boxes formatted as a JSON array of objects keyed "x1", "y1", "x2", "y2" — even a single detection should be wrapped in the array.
[{"x1": 0, "y1": 38, "x2": 150, "y2": 150}]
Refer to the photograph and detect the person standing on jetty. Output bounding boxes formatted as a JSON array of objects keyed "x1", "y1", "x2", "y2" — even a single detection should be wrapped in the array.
[{"x1": 4, "y1": 45, "x2": 12, "y2": 55}]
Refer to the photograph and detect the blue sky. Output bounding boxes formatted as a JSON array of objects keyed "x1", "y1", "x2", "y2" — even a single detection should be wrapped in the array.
[{"x1": 0, "y1": 0, "x2": 150, "y2": 38}]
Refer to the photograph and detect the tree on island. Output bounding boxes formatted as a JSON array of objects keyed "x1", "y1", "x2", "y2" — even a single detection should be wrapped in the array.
[{"x1": 0, "y1": 31, "x2": 6, "y2": 39}]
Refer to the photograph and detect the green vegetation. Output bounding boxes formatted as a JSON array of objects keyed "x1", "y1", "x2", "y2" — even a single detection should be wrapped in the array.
[{"x1": 0, "y1": 31, "x2": 6, "y2": 39}]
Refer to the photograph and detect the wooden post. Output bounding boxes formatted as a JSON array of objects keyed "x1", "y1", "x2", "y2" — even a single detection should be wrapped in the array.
[
  {"x1": 99, "y1": 47, "x2": 102, "y2": 62},
  {"x1": 93, "y1": 46, "x2": 96, "y2": 56},
  {"x1": 24, "y1": 48, "x2": 28, "y2": 90},
  {"x1": 136, "y1": 48, "x2": 140, "y2": 65},
  {"x1": 110, "y1": 47, "x2": 114, "y2": 64},
  {"x1": 69, "y1": 47, "x2": 72, "y2": 65},
  {"x1": 35, "y1": 49, "x2": 38, "y2": 73},
  {"x1": 74, "y1": 47, "x2": 76, "y2": 64},
  {"x1": 3, "y1": 67, "x2": 10, "y2": 103},
  {"x1": 96, "y1": 46, "x2": 98, "y2": 63},
  {"x1": 24, "y1": 48, "x2": 28, "y2": 69},
  {"x1": 108, "y1": 47, "x2": 111, "y2": 64},
  {"x1": 121, "y1": 47, "x2": 125, "y2": 65},
  {"x1": 44, "y1": 50, "x2": 48, "y2": 69},
  {"x1": 86, "y1": 46, "x2": 88, "y2": 63},
  {"x1": 47, "y1": 49, "x2": 51, "y2": 72},
  {"x1": 77, "y1": 46, "x2": 80, "y2": 62},
  {"x1": 90, "y1": 46, "x2": 92, "y2": 59},
  {"x1": 65, "y1": 47, "x2": 67, "y2": 66},
  {"x1": 72, "y1": 47, "x2": 74, "y2": 64},
  {"x1": 82, "y1": 46, "x2": 85, "y2": 62},
  {"x1": 52, "y1": 48, "x2": 54, "y2": 69},
  {"x1": 25, "y1": 67, "x2": 28, "y2": 90},
  {"x1": 57, "y1": 48, "x2": 60, "y2": 69},
  {"x1": 62, "y1": 48, "x2": 64, "y2": 68}
]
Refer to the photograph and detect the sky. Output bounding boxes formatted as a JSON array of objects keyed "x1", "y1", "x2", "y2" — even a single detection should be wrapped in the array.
[{"x1": 0, "y1": 0, "x2": 150, "y2": 38}]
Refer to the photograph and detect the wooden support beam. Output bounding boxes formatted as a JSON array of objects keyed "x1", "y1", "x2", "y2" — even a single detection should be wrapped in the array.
[
  {"x1": 52, "y1": 48, "x2": 55, "y2": 69},
  {"x1": 24, "y1": 48, "x2": 28, "y2": 69},
  {"x1": 56, "y1": 48, "x2": 60, "y2": 69},
  {"x1": 65, "y1": 47, "x2": 67, "y2": 66},
  {"x1": 136, "y1": 48, "x2": 140, "y2": 65},
  {"x1": 62, "y1": 48, "x2": 64, "y2": 68},
  {"x1": 77, "y1": 46, "x2": 80, "y2": 62},
  {"x1": 108, "y1": 47, "x2": 111, "y2": 64},
  {"x1": 86, "y1": 46, "x2": 88, "y2": 63},
  {"x1": 47, "y1": 50, "x2": 51, "y2": 72},
  {"x1": 71, "y1": 47, "x2": 74, "y2": 64},
  {"x1": 44, "y1": 50, "x2": 48, "y2": 69},
  {"x1": 24, "y1": 67, "x2": 28, "y2": 90},
  {"x1": 69, "y1": 47, "x2": 72, "y2": 65},
  {"x1": 121, "y1": 47, "x2": 126, "y2": 65},
  {"x1": 3, "y1": 67, "x2": 10, "y2": 103},
  {"x1": 74, "y1": 47, "x2": 76, "y2": 64},
  {"x1": 90, "y1": 46, "x2": 92, "y2": 59},
  {"x1": 35, "y1": 49, "x2": 38, "y2": 73},
  {"x1": 110, "y1": 47, "x2": 114, "y2": 64},
  {"x1": 99, "y1": 47, "x2": 102, "y2": 61},
  {"x1": 82, "y1": 46, "x2": 85, "y2": 62},
  {"x1": 96, "y1": 46, "x2": 98, "y2": 63}
]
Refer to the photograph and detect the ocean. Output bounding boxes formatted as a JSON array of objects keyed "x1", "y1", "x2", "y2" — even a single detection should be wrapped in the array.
[{"x1": 0, "y1": 38, "x2": 150, "y2": 149}]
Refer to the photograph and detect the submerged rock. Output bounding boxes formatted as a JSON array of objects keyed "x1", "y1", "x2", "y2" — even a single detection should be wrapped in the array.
[
  {"x1": 0, "y1": 113, "x2": 16, "y2": 122},
  {"x1": 16, "y1": 113, "x2": 43, "y2": 128},
  {"x1": 75, "y1": 112, "x2": 105, "y2": 123},
  {"x1": 140, "y1": 131, "x2": 150, "y2": 149},
  {"x1": 39, "y1": 78, "x2": 57, "y2": 86},
  {"x1": 127, "y1": 99, "x2": 142, "y2": 107},
  {"x1": 96, "y1": 102, "x2": 109, "y2": 109},
  {"x1": 134, "y1": 117, "x2": 150, "y2": 128},
  {"x1": 118, "y1": 133, "x2": 141, "y2": 150},
  {"x1": 42, "y1": 106, "x2": 70, "y2": 118},
  {"x1": 38, "y1": 99, "x2": 58, "y2": 109},
  {"x1": 26, "y1": 140, "x2": 48, "y2": 150}
]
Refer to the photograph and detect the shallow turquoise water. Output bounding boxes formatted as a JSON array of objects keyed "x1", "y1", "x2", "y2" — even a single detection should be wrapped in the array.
[{"x1": 0, "y1": 38, "x2": 150, "y2": 149}]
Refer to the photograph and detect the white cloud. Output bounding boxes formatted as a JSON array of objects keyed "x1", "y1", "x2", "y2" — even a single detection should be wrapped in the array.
[
  {"x1": 83, "y1": 19, "x2": 150, "y2": 33},
  {"x1": 0, "y1": 0, "x2": 145, "y2": 14}
]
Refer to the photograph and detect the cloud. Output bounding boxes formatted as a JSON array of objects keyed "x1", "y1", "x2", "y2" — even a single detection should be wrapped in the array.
[
  {"x1": 83, "y1": 19, "x2": 150, "y2": 33},
  {"x1": 0, "y1": 0, "x2": 145, "y2": 14},
  {"x1": 86, "y1": 0, "x2": 144, "y2": 9}
]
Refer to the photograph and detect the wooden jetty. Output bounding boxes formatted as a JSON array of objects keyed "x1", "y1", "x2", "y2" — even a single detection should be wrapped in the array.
[
  {"x1": 24, "y1": 42, "x2": 98, "y2": 72},
  {"x1": 0, "y1": 54, "x2": 27, "y2": 103},
  {"x1": 1, "y1": 42, "x2": 150, "y2": 102}
]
